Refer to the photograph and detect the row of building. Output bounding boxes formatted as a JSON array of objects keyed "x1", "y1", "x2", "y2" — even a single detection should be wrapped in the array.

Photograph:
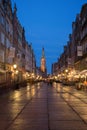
[
  {"x1": 0, "y1": 0, "x2": 36, "y2": 85},
  {"x1": 52, "y1": 3, "x2": 87, "y2": 78}
]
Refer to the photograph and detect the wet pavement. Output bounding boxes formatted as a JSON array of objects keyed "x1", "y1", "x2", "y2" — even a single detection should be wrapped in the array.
[{"x1": 0, "y1": 82, "x2": 87, "y2": 130}]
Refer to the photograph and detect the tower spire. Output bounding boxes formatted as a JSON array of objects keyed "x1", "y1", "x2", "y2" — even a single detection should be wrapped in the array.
[
  {"x1": 14, "y1": 3, "x2": 17, "y2": 14},
  {"x1": 41, "y1": 47, "x2": 46, "y2": 73},
  {"x1": 42, "y1": 47, "x2": 45, "y2": 58}
]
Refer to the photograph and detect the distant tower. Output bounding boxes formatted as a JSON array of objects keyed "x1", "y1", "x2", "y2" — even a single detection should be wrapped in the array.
[{"x1": 41, "y1": 47, "x2": 46, "y2": 73}]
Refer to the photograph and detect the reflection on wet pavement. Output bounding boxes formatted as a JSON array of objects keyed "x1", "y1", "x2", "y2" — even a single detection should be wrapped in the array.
[{"x1": 0, "y1": 82, "x2": 87, "y2": 130}]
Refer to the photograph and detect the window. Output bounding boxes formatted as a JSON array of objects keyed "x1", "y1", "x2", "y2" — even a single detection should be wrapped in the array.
[
  {"x1": 1, "y1": 32, "x2": 5, "y2": 45},
  {"x1": 1, "y1": 15, "x2": 5, "y2": 26},
  {"x1": 0, "y1": 50, "x2": 4, "y2": 62},
  {"x1": 6, "y1": 38, "x2": 10, "y2": 48},
  {"x1": 6, "y1": 21, "x2": 9, "y2": 33}
]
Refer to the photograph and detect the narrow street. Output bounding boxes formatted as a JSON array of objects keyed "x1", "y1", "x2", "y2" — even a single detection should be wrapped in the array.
[{"x1": 0, "y1": 82, "x2": 87, "y2": 130}]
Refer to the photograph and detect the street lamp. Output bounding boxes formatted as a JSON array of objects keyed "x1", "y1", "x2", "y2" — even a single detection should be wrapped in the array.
[
  {"x1": 13, "y1": 64, "x2": 17, "y2": 70},
  {"x1": 64, "y1": 69, "x2": 69, "y2": 83},
  {"x1": 13, "y1": 64, "x2": 19, "y2": 89},
  {"x1": 65, "y1": 69, "x2": 68, "y2": 73},
  {"x1": 13, "y1": 64, "x2": 17, "y2": 83}
]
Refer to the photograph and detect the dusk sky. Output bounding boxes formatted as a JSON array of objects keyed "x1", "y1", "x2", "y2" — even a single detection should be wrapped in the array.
[{"x1": 12, "y1": 0, "x2": 87, "y2": 74}]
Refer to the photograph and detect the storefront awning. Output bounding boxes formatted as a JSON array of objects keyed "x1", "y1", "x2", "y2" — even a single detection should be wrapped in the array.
[
  {"x1": 0, "y1": 69, "x2": 7, "y2": 74},
  {"x1": 79, "y1": 70, "x2": 87, "y2": 75}
]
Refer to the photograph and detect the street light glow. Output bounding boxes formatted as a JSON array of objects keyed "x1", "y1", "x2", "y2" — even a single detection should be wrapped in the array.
[{"x1": 13, "y1": 64, "x2": 17, "y2": 69}]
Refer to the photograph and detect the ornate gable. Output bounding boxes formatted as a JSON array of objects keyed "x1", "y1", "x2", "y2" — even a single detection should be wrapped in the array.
[{"x1": 3, "y1": 0, "x2": 12, "y2": 20}]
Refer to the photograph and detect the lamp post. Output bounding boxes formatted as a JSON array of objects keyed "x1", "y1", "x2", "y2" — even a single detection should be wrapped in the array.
[
  {"x1": 13, "y1": 64, "x2": 17, "y2": 84},
  {"x1": 65, "y1": 69, "x2": 69, "y2": 83},
  {"x1": 13, "y1": 64, "x2": 17, "y2": 69},
  {"x1": 13, "y1": 64, "x2": 17, "y2": 70},
  {"x1": 13, "y1": 64, "x2": 19, "y2": 89}
]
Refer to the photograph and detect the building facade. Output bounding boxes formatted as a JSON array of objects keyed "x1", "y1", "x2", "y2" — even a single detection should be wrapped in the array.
[
  {"x1": 52, "y1": 3, "x2": 87, "y2": 76},
  {"x1": 0, "y1": 0, "x2": 13, "y2": 85},
  {"x1": 0, "y1": 0, "x2": 36, "y2": 86}
]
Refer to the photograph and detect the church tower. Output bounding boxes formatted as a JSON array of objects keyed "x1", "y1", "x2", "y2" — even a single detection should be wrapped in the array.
[{"x1": 41, "y1": 47, "x2": 46, "y2": 73}]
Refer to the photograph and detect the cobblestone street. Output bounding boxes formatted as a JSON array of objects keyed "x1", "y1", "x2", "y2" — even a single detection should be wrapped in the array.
[{"x1": 0, "y1": 82, "x2": 87, "y2": 130}]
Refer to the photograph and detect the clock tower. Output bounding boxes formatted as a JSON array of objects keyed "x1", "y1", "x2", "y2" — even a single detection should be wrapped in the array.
[{"x1": 40, "y1": 48, "x2": 47, "y2": 76}]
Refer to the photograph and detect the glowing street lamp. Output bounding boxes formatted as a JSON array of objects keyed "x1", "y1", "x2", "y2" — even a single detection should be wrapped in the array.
[
  {"x1": 13, "y1": 64, "x2": 19, "y2": 89},
  {"x1": 16, "y1": 70, "x2": 19, "y2": 74},
  {"x1": 13, "y1": 64, "x2": 17, "y2": 70},
  {"x1": 65, "y1": 69, "x2": 68, "y2": 73}
]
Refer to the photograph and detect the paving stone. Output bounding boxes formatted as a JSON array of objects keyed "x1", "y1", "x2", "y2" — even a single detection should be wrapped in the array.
[
  {"x1": 0, "y1": 83, "x2": 87, "y2": 130},
  {"x1": 49, "y1": 120, "x2": 87, "y2": 130}
]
